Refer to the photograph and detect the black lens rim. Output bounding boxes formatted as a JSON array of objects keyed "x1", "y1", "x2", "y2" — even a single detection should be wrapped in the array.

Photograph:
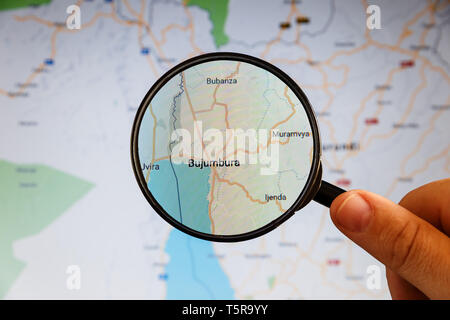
[{"x1": 131, "y1": 52, "x2": 321, "y2": 242}]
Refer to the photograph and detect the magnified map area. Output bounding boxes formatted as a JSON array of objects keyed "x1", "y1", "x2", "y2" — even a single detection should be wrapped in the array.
[{"x1": 137, "y1": 60, "x2": 315, "y2": 235}]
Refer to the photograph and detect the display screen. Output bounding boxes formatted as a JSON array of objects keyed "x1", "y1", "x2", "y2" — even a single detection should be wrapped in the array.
[{"x1": 0, "y1": 0, "x2": 448, "y2": 299}]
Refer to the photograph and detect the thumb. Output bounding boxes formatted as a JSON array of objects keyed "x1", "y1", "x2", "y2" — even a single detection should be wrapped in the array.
[{"x1": 330, "y1": 190, "x2": 450, "y2": 299}]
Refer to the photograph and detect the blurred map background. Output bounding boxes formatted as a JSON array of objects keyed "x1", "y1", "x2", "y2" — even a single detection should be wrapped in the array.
[{"x1": 0, "y1": 0, "x2": 449, "y2": 299}]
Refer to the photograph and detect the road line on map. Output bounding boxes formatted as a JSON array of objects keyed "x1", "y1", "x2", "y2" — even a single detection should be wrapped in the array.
[{"x1": 145, "y1": 104, "x2": 158, "y2": 183}]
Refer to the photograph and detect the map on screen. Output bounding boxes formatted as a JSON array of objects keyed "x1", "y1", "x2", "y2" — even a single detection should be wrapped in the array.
[
  {"x1": 137, "y1": 59, "x2": 314, "y2": 235},
  {"x1": 0, "y1": 0, "x2": 448, "y2": 299}
]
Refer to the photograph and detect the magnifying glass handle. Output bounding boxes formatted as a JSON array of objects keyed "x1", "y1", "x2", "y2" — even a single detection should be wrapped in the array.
[{"x1": 313, "y1": 180, "x2": 346, "y2": 208}]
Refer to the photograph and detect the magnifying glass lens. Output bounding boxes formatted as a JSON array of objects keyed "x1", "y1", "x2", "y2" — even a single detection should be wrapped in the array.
[{"x1": 133, "y1": 54, "x2": 320, "y2": 241}]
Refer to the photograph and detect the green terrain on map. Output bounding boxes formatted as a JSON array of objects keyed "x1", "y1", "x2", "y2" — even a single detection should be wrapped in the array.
[
  {"x1": 0, "y1": 159, "x2": 93, "y2": 298},
  {"x1": 0, "y1": 0, "x2": 51, "y2": 11},
  {"x1": 185, "y1": 0, "x2": 230, "y2": 47}
]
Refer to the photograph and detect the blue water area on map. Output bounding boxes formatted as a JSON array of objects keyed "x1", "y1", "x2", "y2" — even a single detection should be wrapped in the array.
[
  {"x1": 148, "y1": 160, "x2": 212, "y2": 234},
  {"x1": 165, "y1": 228, "x2": 235, "y2": 299}
]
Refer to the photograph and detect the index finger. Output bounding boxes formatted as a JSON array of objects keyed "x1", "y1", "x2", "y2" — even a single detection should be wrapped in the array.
[{"x1": 399, "y1": 178, "x2": 450, "y2": 235}]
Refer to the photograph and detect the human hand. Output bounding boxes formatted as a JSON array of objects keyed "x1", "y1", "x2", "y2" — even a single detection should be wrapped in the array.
[{"x1": 329, "y1": 178, "x2": 450, "y2": 299}]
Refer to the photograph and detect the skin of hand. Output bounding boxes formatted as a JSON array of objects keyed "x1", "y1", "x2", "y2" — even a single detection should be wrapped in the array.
[{"x1": 329, "y1": 178, "x2": 450, "y2": 299}]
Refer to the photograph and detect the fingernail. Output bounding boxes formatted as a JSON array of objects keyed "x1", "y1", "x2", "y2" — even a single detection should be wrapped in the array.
[{"x1": 333, "y1": 193, "x2": 372, "y2": 232}]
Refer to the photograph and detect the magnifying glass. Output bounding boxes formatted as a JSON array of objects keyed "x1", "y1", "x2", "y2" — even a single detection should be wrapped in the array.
[{"x1": 131, "y1": 52, "x2": 345, "y2": 242}]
